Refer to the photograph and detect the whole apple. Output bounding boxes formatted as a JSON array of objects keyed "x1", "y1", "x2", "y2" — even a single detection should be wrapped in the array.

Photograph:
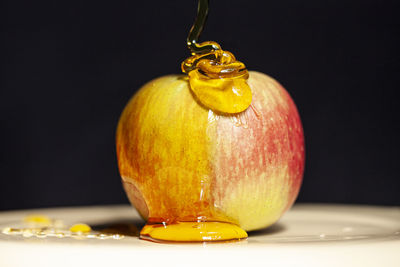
[{"x1": 116, "y1": 71, "x2": 304, "y2": 241}]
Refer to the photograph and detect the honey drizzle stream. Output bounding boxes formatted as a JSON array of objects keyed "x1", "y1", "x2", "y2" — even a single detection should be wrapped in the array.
[
  {"x1": 138, "y1": 0, "x2": 250, "y2": 242},
  {"x1": 186, "y1": 0, "x2": 220, "y2": 56}
]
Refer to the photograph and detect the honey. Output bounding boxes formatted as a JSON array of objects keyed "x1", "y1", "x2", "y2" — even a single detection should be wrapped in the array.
[
  {"x1": 24, "y1": 214, "x2": 52, "y2": 226},
  {"x1": 186, "y1": 66, "x2": 252, "y2": 114},
  {"x1": 181, "y1": 0, "x2": 252, "y2": 115},
  {"x1": 69, "y1": 223, "x2": 92, "y2": 233},
  {"x1": 1, "y1": 214, "x2": 129, "y2": 241},
  {"x1": 140, "y1": 221, "x2": 247, "y2": 243},
  {"x1": 114, "y1": 0, "x2": 260, "y2": 244},
  {"x1": 128, "y1": 0, "x2": 255, "y2": 243}
]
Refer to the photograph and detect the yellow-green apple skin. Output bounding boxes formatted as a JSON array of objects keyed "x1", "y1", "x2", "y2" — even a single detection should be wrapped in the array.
[{"x1": 116, "y1": 71, "x2": 304, "y2": 231}]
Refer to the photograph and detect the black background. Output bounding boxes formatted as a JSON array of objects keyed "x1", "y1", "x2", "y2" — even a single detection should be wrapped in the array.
[{"x1": 1, "y1": 0, "x2": 399, "y2": 211}]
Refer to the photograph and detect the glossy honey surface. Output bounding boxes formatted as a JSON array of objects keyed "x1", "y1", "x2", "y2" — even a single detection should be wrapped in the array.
[{"x1": 141, "y1": 221, "x2": 247, "y2": 243}]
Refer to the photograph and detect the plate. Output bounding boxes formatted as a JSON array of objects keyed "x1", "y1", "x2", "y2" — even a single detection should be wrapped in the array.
[{"x1": 0, "y1": 204, "x2": 399, "y2": 267}]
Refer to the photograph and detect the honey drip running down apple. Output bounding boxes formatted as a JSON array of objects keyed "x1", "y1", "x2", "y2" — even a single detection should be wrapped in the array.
[{"x1": 116, "y1": 0, "x2": 304, "y2": 243}]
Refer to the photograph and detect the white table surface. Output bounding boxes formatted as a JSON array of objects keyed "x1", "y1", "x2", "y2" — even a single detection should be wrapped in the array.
[{"x1": 0, "y1": 204, "x2": 399, "y2": 267}]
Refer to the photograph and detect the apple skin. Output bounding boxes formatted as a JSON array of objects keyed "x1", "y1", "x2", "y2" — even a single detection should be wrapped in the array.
[{"x1": 116, "y1": 71, "x2": 304, "y2": 231}]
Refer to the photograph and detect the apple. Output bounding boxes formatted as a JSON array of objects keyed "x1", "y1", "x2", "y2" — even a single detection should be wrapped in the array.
[{"x1": 116, "y1": 71, "x2": 304, "y2": 241}]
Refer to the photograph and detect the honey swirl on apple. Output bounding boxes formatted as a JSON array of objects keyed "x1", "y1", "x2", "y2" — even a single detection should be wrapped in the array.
[{"x1": 182, "y1": 0, "x2": 252, "y2": 114}]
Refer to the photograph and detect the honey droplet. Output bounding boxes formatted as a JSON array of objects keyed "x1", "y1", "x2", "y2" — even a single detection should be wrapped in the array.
[
  {"x1": 36, "y1": 231, "x2": 48, "y2": 238},
  {"x1": 55, "y1": 232, "x2": 65, "y2": 238},
  {"x1": 69, "y1": 223, "x2": 92, "y2": 233},
  {"x1": 24, "y1": 214, "x2": 51, "y2": 226},
  {"x1": 2, "y1": 227, "x2": 20, "y2": 235},
  {"x1": 22, "y1": 229, "x2": 35, "y2": 238}
]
